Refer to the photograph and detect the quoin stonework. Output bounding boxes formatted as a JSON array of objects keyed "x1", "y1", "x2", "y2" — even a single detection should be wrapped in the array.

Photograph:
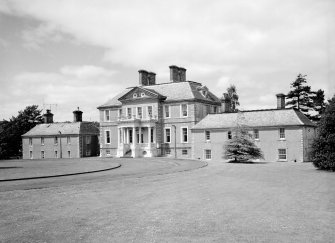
[{"x1": 98, "y1": 65, "x2": 316, "y2": 162}]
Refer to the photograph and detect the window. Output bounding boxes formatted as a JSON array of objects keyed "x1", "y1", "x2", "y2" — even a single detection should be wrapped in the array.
[
  {"x1": 148, "y1": 106, "x2": 153, "y2": 118},
  {"x1": 204, "y1": 149, "x2": 212, "y2": 160},
  {"x1": 182, "y1": 149, "x2": 188, "y2": 155},
  {"x1": 55, "y1": 150, "x2": 58, "y2": 158},
  {"x1": 68, "y1": 151, "x2": 71, "y2": 158},
  {"x1": 29, "y1": 151, "x2": 33, "y2": 159},
  {"x1": 119, "y1": 109, "x2": 122, "y2": 118},
  {"x1": 205, "y1": 131, "x2": 210, "y2": 141},
  {"x1": 54, "y1": 137, "x2": 58, "y2": 145},
  {"x1": 29, "y1": 138, "x2": 32, "y2": 146},
  {"x1": 213, "y1": 106, "x2": 218, "y2": 113},
  {"x1": 127, "y1": 108, "x2": 132, "y2": 119},
  {"x1": 106, "y1": 131, "x2": 111, "y2": 144},
  {"x1": 41, "y1": 137, "x2": 44, "y2": 145},
  {"x1": 165, "y1": 105, "x2": 170, "y2": 118},
  {"x1": 137, "y1": 107, "x2": 142, "y2": 119},
  {"x1": 41, "y1": 151, "x2": 45, "y2": 159},
  {"x1": 165, "y1": 149, "x2": 171, "y2": 155},
  {"x1": 67, "y1": 136, "x2": 71, "y2": 144},
  {"x1": 86, "y1": 136, "x2": 91, "y2": 144},
  {"x1": 181, "y1": 127, "x2": 188, "y2": 143},
  {"x1": 105, "y1": 110, "x2": 110, "y2": 121},
  {"x1": 279, "y1": 128, "x2": 285, "y2": 139},
  {"x1": 228, "y1": 131, "x2": 232, "y2": 139},
  {"x1": 106, "y1": 149, "x2": 111, "y2": 156},
  {"x1": 278, "y1": 149, "x2": 287, "y2": 160},
  {"x1": 181, "y1": 104, "x2": 188, "y2": 117},
  {"x1": 150, "y1": 127, "x2": 154, "y2": 143},
  {"x1": 165, "y1": 128, "x2": 171, "y2": 143},
  {"x1": 254, "y1": 129, "x2": 259, "y2": 139}
]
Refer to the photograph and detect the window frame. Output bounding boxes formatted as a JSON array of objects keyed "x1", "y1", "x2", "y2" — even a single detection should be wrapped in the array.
[
  {"x1": 106, "y1": 149, "x2": 111, "y2": 156},
  {"x1": 147, "y1": 106, "x2": 153, "y2": 118},
  {"x1": 165, "y1": 127, "x2": 171, "y2": 143},
  {"x1": 137, "y1": 107, "x2": 142, "y2": 119},
  {"x1": 205, "y1": 130, "x2": 211, "y2": 141},
  {"x1": 54, "y1": 137, "x2": 58, "y2": 145},
  {"x1": 204, "y1": 149, "x2": 212, "y2": 160},
  {"x1": 41, "y1": 137, "x2": 44, "y2": 146},
  {"x1": 29, "y1": 138, "x2": 33, "y2": 146},
  {"x1": 127, "y1": 107, "x2": 132, "y2": 119},
  {"x1": 68, "y1": 150, "x2": 71, "y2": 158},
  {"x1": 105, "y1": 110, "x2": 110, "y2": 121},
  {"x1": 254, "y1": 129, "x2": 259, "y2": 140},
  {"x1": 41, "y1": 151, "x2": 45, "y2": 159},
  {"x1": 228, "y1": 131, "x2": 232, "y2": 140},
  {"x1": 279, "y1": 128, "x2": 285, "y2": 139},
  {"x1": 278, "y1": 148, "x2": 287, "y2": 161},
  {"x1": 67, "y1": 136, "x2": 71, "y2": 145},
  {"x1": 180, "y1": 104, "x2": 188, "y2": 117},
  {"x1": 105, "y1": 130, "x2": 111, "y2": 144},
  {"x1": 165, "y1": 105, "x2": 170, "y2": 118},
  {"x1": 181, "y1": 127, "x2": 188, "y2": 143}
]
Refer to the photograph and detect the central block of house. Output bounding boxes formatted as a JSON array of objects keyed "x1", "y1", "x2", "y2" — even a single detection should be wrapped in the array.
[{"x1": 97, "y1": 65, "x2": 221, "y2": 158}]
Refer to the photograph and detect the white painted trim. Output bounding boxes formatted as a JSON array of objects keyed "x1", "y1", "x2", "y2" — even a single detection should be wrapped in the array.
[
  {"x1": 165, "y1": 105, "x2": 171, "y2": 118},
  {"x1": 180, "y1": 103, "x2": 188, "y2": 118},
  {"x1": 203, "y1": 149, "x2": 212, "y2": 160},
  {"x1": 180, "y1": 126, "x2": 189, "y2": 143},
  {"x1": 105, "y1": 130, "x2": 111, "y2": 144},
  {"x1": 164, "y1": 127, "x2": 171, "y2": 143}
]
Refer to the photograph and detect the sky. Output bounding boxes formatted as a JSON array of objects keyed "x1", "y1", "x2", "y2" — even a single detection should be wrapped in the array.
[{"x1": 0, "y1": 0, "x2": 334, "y2": 122}]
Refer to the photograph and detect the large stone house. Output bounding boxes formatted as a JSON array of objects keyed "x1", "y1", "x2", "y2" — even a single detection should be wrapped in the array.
[
  {"x1": 22, "y1": 109, "x2": 99, "y2": 159},
  {"x1": 98, "y1": 65, "x2": 316, "y2": 162}
]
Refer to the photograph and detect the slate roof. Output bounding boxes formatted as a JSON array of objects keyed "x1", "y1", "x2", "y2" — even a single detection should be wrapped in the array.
[
  {"x1": 22, "y1": 122, "x2": 99, "y2": 137},
  {"x1": 192, "y1": 108, "x2": 316, "y2": 130},
  {"x1": 98, "y1": 81, "x2": 221, "y2": 108}
]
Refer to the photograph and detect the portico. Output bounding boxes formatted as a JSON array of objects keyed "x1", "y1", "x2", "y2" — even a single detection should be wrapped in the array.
[{"x1": 117, "y1": 124, "x2": 157, "y2": 158}]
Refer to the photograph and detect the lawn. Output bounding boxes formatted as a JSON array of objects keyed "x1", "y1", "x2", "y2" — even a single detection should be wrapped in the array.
[{"x1": 0, "y1": 160, "x2": 334, "y2": 242}]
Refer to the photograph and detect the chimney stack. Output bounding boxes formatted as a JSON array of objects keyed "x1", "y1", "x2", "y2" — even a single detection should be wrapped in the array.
[
  {"x1": 73, "y1": 107, "x2": 83, "y2": 122},
  {"x1": 147, "y1": 72, "x2": 156, "y2": 85},
  {"x1": 276, "y1": 93, "x2": 286, "y2": 109},
  {"x1": 169, "y1": 65, "x2": 187, "y2": 82},
  {"x1": 43, "y1": 109, "x2": 54, "y2": 124},
  {"x1": 221, "y1": 93, "x2": 231, "y2": 113},
  {"x1": 139, "y1": 70, "x2": 149, "y2": 86}
]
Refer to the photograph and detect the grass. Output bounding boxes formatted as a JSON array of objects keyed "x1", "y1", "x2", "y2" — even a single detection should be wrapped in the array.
[{"x1": 0, "y1": 160, "x2": 334, "y2": 242}]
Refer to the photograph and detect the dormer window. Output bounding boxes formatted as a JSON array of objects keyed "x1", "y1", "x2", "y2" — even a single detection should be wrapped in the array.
[{"x1": 133, "y1": 93, "x2": 138, "y2": 98}]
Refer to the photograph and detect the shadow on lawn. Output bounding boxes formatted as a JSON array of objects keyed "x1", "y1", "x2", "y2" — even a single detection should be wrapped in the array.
[
  {"x1": 0, "y1": 167, "x2": 23, "y2": 169},
  {"x1": 227, "y1": 161, "x2": 269, "y2": 164}
]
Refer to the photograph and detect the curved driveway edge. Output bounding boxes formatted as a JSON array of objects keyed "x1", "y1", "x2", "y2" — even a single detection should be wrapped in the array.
[{"x1": 0, "y1": 159, "x2": 121, "y2": 182}]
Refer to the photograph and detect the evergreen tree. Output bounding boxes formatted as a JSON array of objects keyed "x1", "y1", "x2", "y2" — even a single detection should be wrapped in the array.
[
  {"x1": 0, "y1": 105, "x2": 43, "y2": 159},
  {"x1": 224, "y1": 113, "x2": 264, "y2": 162},
  {"x1": 226, "y1": 85, "x2": 240, "y2": 112},
  {"x1": 311, "y1": 89, "x2": 326, "y2": 122},
  {"x1": 311, "y1": 95, "x2": 335, "y2": 171},
  {"x1": 286, "y1": 74, "x2": 314, "y2": 118},
  {"x1": 286, "y1": 74, "x2": 325, "y2": 121}
]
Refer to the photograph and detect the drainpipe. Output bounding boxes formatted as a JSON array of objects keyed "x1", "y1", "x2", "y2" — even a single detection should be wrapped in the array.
[
  {"x1": 58, "y1": 131, "x2": 62, "y2": 159},
  {"x1": 172, "y1": 125, "x2": 177, "y2": 159}
]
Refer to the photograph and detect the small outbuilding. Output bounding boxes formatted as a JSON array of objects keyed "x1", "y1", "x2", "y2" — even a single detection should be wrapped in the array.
[{"x1": 22, "y1": 109, "x2": 99, "y2": 159}]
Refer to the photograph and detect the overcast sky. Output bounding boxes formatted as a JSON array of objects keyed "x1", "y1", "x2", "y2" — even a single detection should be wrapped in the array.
[{"x1": 0, "y1": 0, "x2": 334, "y2": 122}]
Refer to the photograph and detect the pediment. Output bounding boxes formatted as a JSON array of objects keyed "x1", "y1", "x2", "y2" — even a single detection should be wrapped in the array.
[{"x1": 118, "y1": 87, "x2": 165, "y2": 102}]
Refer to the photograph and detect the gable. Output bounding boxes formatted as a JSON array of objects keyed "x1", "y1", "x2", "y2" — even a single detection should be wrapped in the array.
[{"x1": 118, "y1": 87, "x2": 165, "y2": 103}]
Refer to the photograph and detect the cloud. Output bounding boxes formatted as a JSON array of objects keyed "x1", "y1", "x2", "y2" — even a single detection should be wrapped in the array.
[
  {"x1": 0, "y1": 0, "x2": 334, "y2": 118},
  {"x1": 0, "y1": 65, "x2": 120, "y2": 121}
]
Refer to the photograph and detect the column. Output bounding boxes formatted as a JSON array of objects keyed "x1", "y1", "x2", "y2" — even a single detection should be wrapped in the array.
[
  {"x1": 139, "y1": 126, "x2": 142, "y2": 144},
  {"x1": 148, "y1": 126, "x2": 151, "y2": 149},
  {"x1": 118, "y1": 128, "x2": 120, "y2": 144},
  {"x1": 133, "y1": 126, "x2": 136, "y2": 144}
]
